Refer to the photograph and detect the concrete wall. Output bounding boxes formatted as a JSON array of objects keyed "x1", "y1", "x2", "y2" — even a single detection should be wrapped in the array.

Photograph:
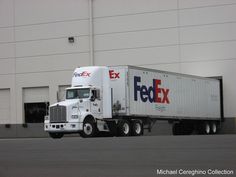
[{"x1": 0, "y1": 0, "x2": 236, "y2": 137}]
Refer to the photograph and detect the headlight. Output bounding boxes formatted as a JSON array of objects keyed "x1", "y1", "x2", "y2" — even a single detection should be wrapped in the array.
[
  {"x1": 71, "y1": 115, "x2": 79, "y2": 119},
  {"x1": 44, "y1": 115, "x2": 49, "y2": 121}
]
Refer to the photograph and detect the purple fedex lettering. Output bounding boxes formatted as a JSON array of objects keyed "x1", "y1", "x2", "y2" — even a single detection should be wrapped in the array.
[
  {"x1": 134, "y1": 76, "x2": 170, "y2": 104},
  {"x1": 74, "y1": 71, "x2": 91, "y2": 77}
]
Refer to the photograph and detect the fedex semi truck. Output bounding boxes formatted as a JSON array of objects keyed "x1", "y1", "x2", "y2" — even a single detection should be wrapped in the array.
[{"x1": 44, "y1": 66, "x2": 223, "y2": 138}]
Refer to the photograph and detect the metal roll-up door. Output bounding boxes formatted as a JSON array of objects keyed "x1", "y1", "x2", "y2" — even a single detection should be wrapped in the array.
[
  {"x1": 23, "y1": 87, "x2": 49, "y2": 123},
  {"x1": 23, "y1": 87, "x2": 49, "y2": 103}
]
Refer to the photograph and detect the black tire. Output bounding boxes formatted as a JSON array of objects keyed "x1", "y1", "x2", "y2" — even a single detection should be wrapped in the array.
[
  {"x1": 106, "y1": 121, "x2": 117, "y2": 137},
  {"x1": 131, "y1": 120, "x2": 143, "y2": 136},
  {"x1": 80, "y1": 118, "x2": 97, "y2": 138},
  {"x1": 117, "y1": 120, "x2": 131, "y2": 136},
  {"x1": 49, "y1": 132, "x2": 64, "y2": 139},
  {"x1": 199, "y1": 122, "x2": 211, "y2": 135},
  {"x1": 210, "y1": 122, "x2": 217, "y2": 134}
]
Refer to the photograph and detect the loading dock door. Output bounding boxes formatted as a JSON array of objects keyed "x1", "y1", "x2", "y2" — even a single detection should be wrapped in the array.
[
  {"x1": 23, "y1": 87, "x2": 49, "y2": 123},
  {"x1": 0, "y1": 89, "x2": 10, "y2": 124}
]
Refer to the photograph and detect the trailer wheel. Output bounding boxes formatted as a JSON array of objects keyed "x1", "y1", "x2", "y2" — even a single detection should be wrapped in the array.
[
  {"x1": 49, "y1": 132, "x2": 64, "y2": 139},
  {"x1": 117, "y1": 120, "x2": 131, "y2": 136},
  {"x1": 131, "y1": 120, "x2": 143, "y2": 136},
  {"x1": 210, "y1": 122, "x2": 217, "y2": 134},
  {"x1": 199, "y1": 122, "x2": 210, "y2": 135},
  {"x1": 80, "y1": 118, "x2": 97, "y2": 138}
]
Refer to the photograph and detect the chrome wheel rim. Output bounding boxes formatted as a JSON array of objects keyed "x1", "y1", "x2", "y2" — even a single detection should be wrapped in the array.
[
  {"x1": 205, "y1": 123, "x2": 210, "y2": 134},
  {"x1": 123, "y1": 123, "x2": 130, "y2": 135},
  {"x1": 84, "y1": 123, "x2": 93, "y2": 135},
  {"x1": 212, "y1": 123, "x2": 217, "y2": 133},
  {"x1": 135, "y1": 123, "x2": 141, "y2": 134}
]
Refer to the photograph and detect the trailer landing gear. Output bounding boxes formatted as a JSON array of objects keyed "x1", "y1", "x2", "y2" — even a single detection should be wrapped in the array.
[{"x1": 172, "y1": 122, "x2": 193, "y2": 135}]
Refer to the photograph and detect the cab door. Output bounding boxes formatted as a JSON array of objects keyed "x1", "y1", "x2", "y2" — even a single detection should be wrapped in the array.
[{"x1": 90, "y1": 89, "x2": 102, "y2": 118}]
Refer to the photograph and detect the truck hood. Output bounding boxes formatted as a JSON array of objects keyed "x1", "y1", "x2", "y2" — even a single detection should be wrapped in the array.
[{"x1": 50, "y1": 99, "x2": 79, "y2": 107}]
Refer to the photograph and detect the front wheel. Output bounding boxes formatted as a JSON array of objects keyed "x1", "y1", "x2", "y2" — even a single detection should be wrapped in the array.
[
  {"x1": 80, "y1": 119, "x2": 97, "y2": 138},
  {"x1": 49, "y1": 132, "x2": 64, "y2": 139}
]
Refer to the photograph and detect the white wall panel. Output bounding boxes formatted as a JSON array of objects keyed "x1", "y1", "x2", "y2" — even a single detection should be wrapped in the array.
[
  {"x1": 94, "y1": 11, "x2": 177, "y2": 34},
  {"x1": 0, "y1": 27, "x2": 14, "y2": 43},
  {"x1": 179, "y1": 4, "x2": 236, "y2": 26},
  {"x1": 180, "y1": 23, "x2": 236, "y2": 44},
  {"x1": 181, "y1": 60, "x2": 236, "y2": 118},
  {"x1": 58, "y1": 85, "x2": 70, "y2": 101},
  {"x1": 95, "y1": 29, "x2": 178, "y2": 51},
  {"x1": 16, "y1": 71, "x2": 72, "y2": 88},
  {"x1": 0, "y1": 75, "x2": 15, "y2": 89},
  {"x1": 0, "y1": 43, "x2": 14, "y2": 58},
  {"x1": 15, "y1": 0, "x2": 89, "y2": 26},
  {"x1": 0, "y1": 89, "x2": 10, "y2": 124},
  {"x1": 181, "y1": 41, "x2": 236, "y2": 62},
  {"x1": 16, "y1": 53, "x2": 90, "y2": 73},
  {"x1": 15, "y1": 20, "x2": 89, "y2": 41},
  {"x1": 179, "y1": 0, "x2": 236, "y2": 8},
  {"x1": 15, "y1": 36, "x2": 89, "y2": 57},
  {"x1": 0, "y1": 59, "x2": 14, "y2": 74},
  {"x1": 95, "y1": 45, "x2": 179, "y2": 66},
  {"x1": 94, "y1": 0, "x2": 177, "y2": 17},
  {"x1": 0, "y1": 0, "x2": 13, "y2": 27},
  {"x1": 0, "y1": 75, "x2": 17, "y2": 124}
]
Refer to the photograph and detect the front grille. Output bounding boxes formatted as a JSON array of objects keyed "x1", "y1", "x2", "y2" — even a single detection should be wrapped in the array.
[{"x1": 50, "y1": 105, "x2": 66, "y2": 123}]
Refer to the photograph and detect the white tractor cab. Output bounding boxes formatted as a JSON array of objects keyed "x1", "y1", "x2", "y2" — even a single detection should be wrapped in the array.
[{"x1": 44, "y1": 66, "x2": 112, "y2": 138}]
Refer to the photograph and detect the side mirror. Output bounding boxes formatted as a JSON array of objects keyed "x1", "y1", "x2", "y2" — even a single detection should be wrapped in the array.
[{"x1": 90, "y1": 95, "x2": 95, "y2": 102}]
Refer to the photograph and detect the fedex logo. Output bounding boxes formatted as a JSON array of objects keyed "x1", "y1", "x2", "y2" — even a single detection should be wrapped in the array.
[
  {"x1": 109, "y1": 70, "x2": 120, "y2": 79},
  {"x1": 134, "y1": 76, "x2": 170, "y2": 104},
  {"x1": 73, "y1": 71, "x2": 91, "y2": 77}
]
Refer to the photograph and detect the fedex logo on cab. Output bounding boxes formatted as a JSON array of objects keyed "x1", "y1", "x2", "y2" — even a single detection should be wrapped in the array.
[
  {"x1": 73, "y1": 71, "x2": 91, "y2": 77},
  {"x1": 134, "y1": 76, "x2": 170, "y2": 104}
]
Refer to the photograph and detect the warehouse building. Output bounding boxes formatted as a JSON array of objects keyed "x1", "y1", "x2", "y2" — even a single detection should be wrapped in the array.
[{"x1": 0, "y1": 0, "x2": 236, "y2": 137}]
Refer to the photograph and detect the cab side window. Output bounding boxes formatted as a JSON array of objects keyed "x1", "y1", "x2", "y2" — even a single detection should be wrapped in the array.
[{"x1": 92, "y1": 90, "x2": 100, "y2": 100}]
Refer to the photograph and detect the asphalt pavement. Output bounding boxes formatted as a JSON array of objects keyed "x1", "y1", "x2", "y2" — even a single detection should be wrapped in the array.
[{"x1": 0, "y1": 135, "x2": 235, "y2": 177}]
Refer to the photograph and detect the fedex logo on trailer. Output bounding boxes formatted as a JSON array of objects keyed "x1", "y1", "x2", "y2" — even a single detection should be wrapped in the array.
[
  {"x1": 109, "y1": 70, "x2": 120, "y2": 79},
  {"x1": 134, "y1": 76, "x2": 170, "y2": 104}
]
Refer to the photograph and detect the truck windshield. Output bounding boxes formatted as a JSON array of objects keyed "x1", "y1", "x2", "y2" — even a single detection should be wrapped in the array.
[{"x1": 66, "y1": 88, "x2": 90, "y2": 99}]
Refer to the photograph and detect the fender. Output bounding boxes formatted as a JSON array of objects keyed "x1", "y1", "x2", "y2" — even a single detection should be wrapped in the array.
[{"x1": 79, "y1": 112, "x2": 95, "y2": 123}]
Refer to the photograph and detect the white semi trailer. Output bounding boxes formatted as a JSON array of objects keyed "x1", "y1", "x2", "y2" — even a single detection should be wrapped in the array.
[{"x1": 44, "y1": 66, "x2": 223, "y2": 138}]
